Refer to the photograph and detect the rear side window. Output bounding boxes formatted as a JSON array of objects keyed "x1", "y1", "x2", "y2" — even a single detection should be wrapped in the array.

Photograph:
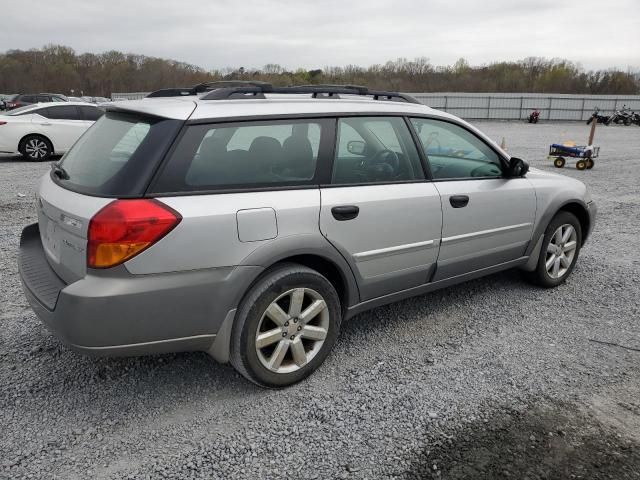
[
  {"x1": 79, "y1": 106, "x2": 104, "y2": 121},
  {"x1": 153, "y1": 119, "x2": 330, "y2": 192},
  {"x1": 55, "y1": 112, "x2": 182, "y2": 197},
  {"x1": 43, "y1": 105, "x2": 81, "y2": 120},
  {"x1": 21, "y1": 95, "x2": 36, "y2": 103}
]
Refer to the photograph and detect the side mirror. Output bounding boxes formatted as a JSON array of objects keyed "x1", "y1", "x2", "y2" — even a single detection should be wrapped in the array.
[
  {"x1": 508, "y1": 157, "x2": 529, "y2": 177},
  {"x1": 347, "y1": 140, "x2": 366, "y2": 156}
]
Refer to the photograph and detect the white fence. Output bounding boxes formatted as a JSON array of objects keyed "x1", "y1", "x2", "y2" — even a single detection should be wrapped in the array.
[{"x1": 111, "y1": 91, "x2": 640, "y2": 121}]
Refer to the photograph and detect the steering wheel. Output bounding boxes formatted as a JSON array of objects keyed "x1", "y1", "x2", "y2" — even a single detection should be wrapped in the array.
[{"x1": 360, "y1": 149, "x2": 400, "y2": 181}]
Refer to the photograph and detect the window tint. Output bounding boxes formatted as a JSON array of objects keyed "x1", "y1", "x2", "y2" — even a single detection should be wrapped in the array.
[
  {"x1": 155, "y1": 120, "x2": 325, "y2": 191},
  {"x1": 51, "y1": 96, "x2": 66, "y2": 102},
  {"x1": 59, "y1": 113, "x2": 152, "y2": 189},
  {"x1": 37, "y1": 95, "x2": 51, "y2": 103},
  {"x1": 21, "y1": 95, "x2": 36, "y2": 103},
  {"x1": 410, "y1": 118, "x2": 503, "y2": 179},
  {"x1": 80, "y1": 106, "x2": 104, "y2": 121},
  {"x1": 332, "y1": 117, "x2": 424, "y2": 184},
  {"x1": 44, "y1": 105, "x2": 81, "y2": 120}
]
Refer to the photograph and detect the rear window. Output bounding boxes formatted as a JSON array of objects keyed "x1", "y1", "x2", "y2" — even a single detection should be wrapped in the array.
[
  {"x1": 152, "y1": 119, "x2": 331, "y2": 193},
  {"x1": 55, "y1": 112, "x2": 182, "y2": 197}
]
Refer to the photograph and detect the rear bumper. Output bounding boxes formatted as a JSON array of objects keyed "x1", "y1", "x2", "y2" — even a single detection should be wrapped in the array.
[{"x1": 19, "y1": 223, "x2": 262, "y2": 358}]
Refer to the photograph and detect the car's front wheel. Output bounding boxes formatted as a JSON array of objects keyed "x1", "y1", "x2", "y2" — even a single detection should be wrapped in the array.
[
  {"x1": 230, "y1": 263, "x2": 341, "y2": 388},
  {"x1": 19, "y1": 135, "x2": 52, "y2": 161},
  {"x1": 524, "y1": 211, "x2": 582, "y2": 288}
]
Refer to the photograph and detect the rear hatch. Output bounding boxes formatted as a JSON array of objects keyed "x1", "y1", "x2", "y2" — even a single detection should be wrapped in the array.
[{"x1": 39, "y1": 108, "x2": 187, "y2": 283}]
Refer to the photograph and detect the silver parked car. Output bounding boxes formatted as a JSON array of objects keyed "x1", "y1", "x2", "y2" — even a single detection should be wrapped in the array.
[{"x1": 19, "y1": 84, "x2": 596, "y2": 387}]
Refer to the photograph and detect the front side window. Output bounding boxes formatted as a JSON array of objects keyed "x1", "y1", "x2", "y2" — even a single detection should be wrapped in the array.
[
  {"x1": 410, "y1": 118, "x2": 503, "y2": 179},
  {"x1": 154, "y1": 120, "x2": 325, "y2": 192},
  {"x1": 332, "y1": 117, "x2": 424, "y2": 184}
]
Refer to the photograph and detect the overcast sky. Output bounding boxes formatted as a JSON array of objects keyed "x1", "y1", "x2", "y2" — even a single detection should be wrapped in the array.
[{"x1": 2, "y1": 0, "x2": 639, "y2": 71}]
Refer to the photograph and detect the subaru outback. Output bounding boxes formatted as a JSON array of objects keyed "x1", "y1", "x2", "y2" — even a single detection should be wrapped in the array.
[{"x1": 18, "y1": 83, "x2": 596, "y2": 387}]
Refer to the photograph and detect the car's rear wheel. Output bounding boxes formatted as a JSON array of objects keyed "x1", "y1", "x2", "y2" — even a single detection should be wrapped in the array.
[
  {"x1": 19, "y1": 135, "x2": 52, "y2": 161},
  {"x1": 524, "y1": 211, "x2": 582, "y2": 288},
  {"x1": 230, "y1": 263, "x2": 341, "y2": 388}
]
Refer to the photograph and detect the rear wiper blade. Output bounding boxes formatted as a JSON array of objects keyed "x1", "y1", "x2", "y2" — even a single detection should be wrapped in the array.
[{"x1": 51, "y1": 163, "x2": 70, "y2": 180}]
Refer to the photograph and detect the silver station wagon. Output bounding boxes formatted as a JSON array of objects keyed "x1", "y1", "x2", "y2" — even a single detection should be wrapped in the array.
[{"x1": 19, "y1": 83, "x2": 596, "y2": 387}]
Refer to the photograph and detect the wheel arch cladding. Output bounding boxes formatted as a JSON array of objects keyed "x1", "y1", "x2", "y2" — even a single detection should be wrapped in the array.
[
  {"x1": 272, "y1": 254, "x2": 349, "y2": 310},
  {"x1": 238, "y1": 234, "x2": 360, "y2": 309},
  {"x1": 559, "y1": 202, "x2": 590, "y2": 243}
]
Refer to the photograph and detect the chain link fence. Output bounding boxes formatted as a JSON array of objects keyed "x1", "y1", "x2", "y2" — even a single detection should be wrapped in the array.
[{"x1": 111, "y1": 91, "x2": 640, "y2": 121}]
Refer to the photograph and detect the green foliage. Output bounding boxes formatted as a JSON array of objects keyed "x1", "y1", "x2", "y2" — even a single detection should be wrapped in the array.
[{"x1": 0, "y1": 46, "x2": 637, "y2": 96}]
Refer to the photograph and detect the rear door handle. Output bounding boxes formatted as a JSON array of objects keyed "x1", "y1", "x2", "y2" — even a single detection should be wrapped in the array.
[
  {"x1": 331, "y1": 205, "x2": 360, "y2": 221},
  {"x1": 449, "y1": 195, "x2": 469, "y2": 208}
]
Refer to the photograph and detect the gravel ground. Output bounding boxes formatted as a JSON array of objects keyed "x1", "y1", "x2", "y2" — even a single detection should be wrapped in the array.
[{"x1": 1, "y1": 121, "x2": 639, "y2": 479}]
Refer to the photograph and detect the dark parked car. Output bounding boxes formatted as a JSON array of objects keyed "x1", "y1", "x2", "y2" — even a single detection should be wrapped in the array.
[{"x1": 5, "y1": 93, "x2": 68, "y2": 110}]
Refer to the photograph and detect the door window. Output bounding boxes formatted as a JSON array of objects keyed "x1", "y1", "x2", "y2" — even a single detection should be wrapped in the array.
[
  {"x1": 43, "y1": 105, "x2": 81, "y2": 120},
  {"x1": 153, "y1": 119, "x2": 326, "y2": 192},
  {"x1": 410, "y1": 118, "x2": 503, "y2": 179},
  {"x1": 332, "y1": 117, "x2": 424, "y2": 184},
  {"x1": 79, "y1": 106, "x2": 104, "y2": 121}
]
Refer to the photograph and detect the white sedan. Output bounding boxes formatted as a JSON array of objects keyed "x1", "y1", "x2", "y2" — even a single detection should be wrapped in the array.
[{"x1": 0, "y1": 102, "x2": 103, "y2": 161}]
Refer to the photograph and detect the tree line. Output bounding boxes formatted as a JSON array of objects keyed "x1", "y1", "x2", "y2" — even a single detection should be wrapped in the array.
[{"x1": 0, "y1": 45, "x2": 638, "y2": 97}]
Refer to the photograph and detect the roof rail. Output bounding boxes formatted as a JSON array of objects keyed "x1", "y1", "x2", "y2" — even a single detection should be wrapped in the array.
[
  {"x1": 146, "y1": 82, "x2": 421, "y2": 104},
  {"x1": 146, "y1": 81, "x2": 273, "y2": 98},
  {"x1": 200, "y1": 83, "x2": 421, "y2": 104}
]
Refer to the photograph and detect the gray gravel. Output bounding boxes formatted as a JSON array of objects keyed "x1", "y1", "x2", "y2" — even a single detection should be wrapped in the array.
[{"x1": 1, "y1": 121, "x2": 640, "y2": 479}]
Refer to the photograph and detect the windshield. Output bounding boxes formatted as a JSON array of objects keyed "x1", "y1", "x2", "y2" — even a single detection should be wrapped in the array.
[{"x1": 54, "y1": 111, "x2": 182, "y2": 197}]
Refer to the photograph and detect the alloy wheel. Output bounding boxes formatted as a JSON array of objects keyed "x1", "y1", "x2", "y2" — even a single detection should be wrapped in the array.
[
  {"x1": 545, "y1": 224, "x2": 578, "y2": 279},
  {"x1": 255, "y1": 287, "x2": 330, "y2": 374},
  {"x1": 25, "y1": 138, "x2": 48, "y2": 160}
]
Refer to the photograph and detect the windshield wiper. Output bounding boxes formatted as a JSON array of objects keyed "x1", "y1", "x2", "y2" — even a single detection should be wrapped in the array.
[{"x1": 51, "y1": 163, "x2": 70, "y2": 180}]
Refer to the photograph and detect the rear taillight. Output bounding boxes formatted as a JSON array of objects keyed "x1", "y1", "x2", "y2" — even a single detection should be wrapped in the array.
[{"x1": 88, "y1": 199, "x2": 181, "y2": 268}]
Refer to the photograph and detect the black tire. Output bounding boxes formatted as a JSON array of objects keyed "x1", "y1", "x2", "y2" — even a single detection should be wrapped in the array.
[
  {"x1": 554, "y1": 157, "x2": 566, "y2": 168},
  {"x1": 576, "y1": 160, "x2": 587, "y2": 170},
  {"x1": 624, "y1": 117, "x2": 631, "y2": 126},
  {"x1": 19, "y1": 135, "x2": 52, "y2": 161},
  {"x1": 523, "y1": 211, "x2": 582, "y2": 288},
  {"x1": 230, "y1": 263, "x2": 342, "y2": 388},
  {"x1": 586, "y1": 158, "x2": 594, "y2": 169}
]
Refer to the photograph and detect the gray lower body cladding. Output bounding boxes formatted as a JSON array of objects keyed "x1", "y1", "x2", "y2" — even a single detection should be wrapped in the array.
[{"x1": 19, "y1": 223, "x2": 262, "y2": 357}]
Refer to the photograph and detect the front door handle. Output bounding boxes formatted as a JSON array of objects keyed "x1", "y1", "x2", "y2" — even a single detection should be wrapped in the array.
[
  {"x1": 449, "y1": 195, "x2": 469, "y2": 208},
  {"x1": 331, "y1": 205, "x2": 360, "y2": 221}
]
